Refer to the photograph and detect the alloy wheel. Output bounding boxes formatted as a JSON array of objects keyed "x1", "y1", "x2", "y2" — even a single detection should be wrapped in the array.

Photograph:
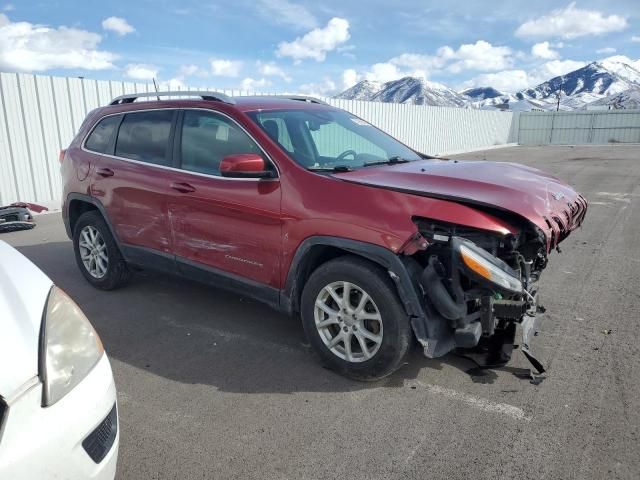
[
  {"x1": 314, "y1": 281, "x2": 383, "y2": 362},
  {"x1": 78, "y1": 225, "x2": 109, "y2": 279}
]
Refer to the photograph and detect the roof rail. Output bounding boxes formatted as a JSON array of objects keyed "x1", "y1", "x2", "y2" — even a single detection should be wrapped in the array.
[
  {"x1": 109, "y1": 91, "x2": 235, "y2": 106},
  {"x1": 264, "y1": 95, "x2": 329, "y2": 105}
]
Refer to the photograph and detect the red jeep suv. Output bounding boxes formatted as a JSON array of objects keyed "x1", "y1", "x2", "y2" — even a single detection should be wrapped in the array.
[{"x1": 61, "y1": 91, "x2": 587, "y2": 380}]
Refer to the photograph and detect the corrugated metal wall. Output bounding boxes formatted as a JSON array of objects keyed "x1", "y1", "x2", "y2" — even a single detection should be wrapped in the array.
[
  {"x1": 324, "y1": 99, "x2": 516, "y2": 155},
  {"x1": 518, "y1": 110, "x2": 640, "y2": 145},
  {"x1": 0, "y1": 72, "x2": 516, "y2": 206}
]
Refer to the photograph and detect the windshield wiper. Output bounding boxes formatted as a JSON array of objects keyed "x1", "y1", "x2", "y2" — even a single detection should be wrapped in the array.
[
  {"x1": 363, "y1": 156, "x2": 411, "y2": 167},
  {"x1": 307, "y1": 165, "x2": 353, "y2": 172}
]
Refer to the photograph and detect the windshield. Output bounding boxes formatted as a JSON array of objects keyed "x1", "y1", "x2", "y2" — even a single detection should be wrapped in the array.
[{"x1": 247, "y1": 109, "x2": 421, "y2": 170}]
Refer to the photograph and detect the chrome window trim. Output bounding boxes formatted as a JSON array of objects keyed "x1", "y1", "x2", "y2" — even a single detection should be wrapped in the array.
[{"x1": 81, "y1": 107, "x2": 281, "y2": 182}]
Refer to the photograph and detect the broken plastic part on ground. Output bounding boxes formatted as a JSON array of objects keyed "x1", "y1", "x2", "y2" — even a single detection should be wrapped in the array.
[{"x1": 0, "y1": 202, "x2": 48, "y2": 233}]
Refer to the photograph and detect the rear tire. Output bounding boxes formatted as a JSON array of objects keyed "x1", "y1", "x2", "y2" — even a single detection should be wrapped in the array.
[
  {"x1": 301, "y1": 256, "x2": 412, "y2": 381},
  {"x1": 73, "y1": 211, "x2": 131, "y2": 290}
]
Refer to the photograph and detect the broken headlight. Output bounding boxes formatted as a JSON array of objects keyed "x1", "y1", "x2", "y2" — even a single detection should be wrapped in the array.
[{"x1": 455, "y1": 238, "x2": 523, "y2": 294}]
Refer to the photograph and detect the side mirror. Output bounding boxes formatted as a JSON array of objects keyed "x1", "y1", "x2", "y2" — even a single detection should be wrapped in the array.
[{"x1": 220, "y1": 154, "x2": 275, "y2": 179}]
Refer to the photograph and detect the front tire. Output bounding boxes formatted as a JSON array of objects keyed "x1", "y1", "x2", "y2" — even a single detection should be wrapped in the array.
[
  {"x1": 301, "y1": 256, "x2": 412, "y2": 381},
  {"x1": 73, "y1": 211, "x2": 131, "y2": 290}
]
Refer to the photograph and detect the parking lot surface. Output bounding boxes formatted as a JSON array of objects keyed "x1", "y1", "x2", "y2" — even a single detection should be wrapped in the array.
[{"x1": 4, "y1": 145, "x2": 639, "y2": 480}]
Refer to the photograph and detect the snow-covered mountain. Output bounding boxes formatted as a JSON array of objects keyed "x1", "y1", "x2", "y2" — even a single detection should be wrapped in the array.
[
  {"x1": 461, "y1": 87, "x2": 505, "y2": 101},
  {"x1": 335, "y1": 76, "x2": 468, "y2": 107},
  {"x1": 517, "y1": 61, "x2": 640, "y2": 102},
  {"x1": 585, "y1": 86, "x2": 640, "y2": 110},
  {"x1": 337, "y1": 80, "x2": 384, "y2": 101},
  {"x1": 472, "y1": 59, "x2": 640, "y2": 111},
  {"x1": 334, "y1": 57, "x2": 640, "y2": 111}
]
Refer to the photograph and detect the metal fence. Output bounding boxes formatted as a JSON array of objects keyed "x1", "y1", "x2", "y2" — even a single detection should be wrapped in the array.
[
  {"x1": 518, "y1": 110, "x2": 640, "y2": 145},
  {"x1": 0, "y1": 72, "x2": 519, "y2": 206}
]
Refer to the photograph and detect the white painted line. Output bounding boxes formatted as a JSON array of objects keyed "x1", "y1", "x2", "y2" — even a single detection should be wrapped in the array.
[{"x1": 407, "y1": 380, "x2": 531, "y2": 422}]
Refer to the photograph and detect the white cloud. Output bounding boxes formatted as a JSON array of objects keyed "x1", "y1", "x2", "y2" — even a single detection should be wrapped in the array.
[
  {"x1": 337, "y1": 44, "x2": 355, "y2": 53},
  {"x1": 345, "y1": 40, "x2": 513, "y2": 86},
  {"x1": 2, "y1": 4, "x2": 14, "y2": 12},
  {"x1": 364, "y1": 41, "x2": 513, "y2": 83},
  {"x1": 632, "y1": 36, "x2": 640, "y2": 42},
  {"x1": 158, "y1": 77, "x2": 187, "y2": 90},
  {"x1": 531, "y1": 41, "x2": 560, "y2": 60},
  {"x1": 124, "y1": 64, "x2": 158, "y2": 81},
  {"x1": 257, "y1": 61, "x2": 291, "y2": 81},
  {"x1": 0, "y1": 14, "x2": 116, "y2": 71},
  {"x1": 178, "y1": 64, "x2": 209, "y2": 78},
  {"x1": 342, "y1": 68, "x2": 360, "y2": 89},
  {"x1": 101, "y1": 16, "x2": 135, "y2": 36},
  {"x1": 257, "y1": 0, "x2": 317, "y2": 30},
  {"x1": 445, "y1": 41, "x2": 514, "y2": 73},
  {"x1": 388, "y1": 53, "x2": 445, "y2": 76},
  {"x1": 528, "y1": 59, "x2": 587, "y2": 85},
  {"x1": 516, "y1": 3, "x2": 627, "y2": 39},
  {"x1": 364, "y1": 62, "x2": 414, "y2": 83},
  {"x1": 277, "y1": 17, "x2": 350, "y2": 63},
  {"x1": 463, "y1": 59, "x2": 588, "y2": 93},
  {"x1": 299, "y1": 78, "x2": 337, "y2": 97},
  {"x1": 463, "y1": 70, "x2": 530, "y2": 93},
  {"x1": 240, "y1": 77, "x2": 270, "y2": 92},
  {"x1": 210, "y1": 59, "x2": 243, "y2": 77},
  {"x1": 596, "y1": 47, "x2": 617, "y2": 54}
]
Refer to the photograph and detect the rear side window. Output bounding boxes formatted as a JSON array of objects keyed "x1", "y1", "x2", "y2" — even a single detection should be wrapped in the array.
[
  {"x1": 85, "y1": 115, "x2": 121, "y2": 154},
  {"x1": 115, "y1": 110, "x2": 174, "y2": 166}
]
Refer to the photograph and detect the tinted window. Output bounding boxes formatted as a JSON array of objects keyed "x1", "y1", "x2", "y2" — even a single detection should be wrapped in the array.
[
  {"x1": 115, "y1": 110, "x2": 174, "y2": 165},
  {"x1": 85, "y1": 115, "x2": 120, "y2": 154},
  {"x1": 180, "y1": 110, "x2": 263, "y2": 176}
]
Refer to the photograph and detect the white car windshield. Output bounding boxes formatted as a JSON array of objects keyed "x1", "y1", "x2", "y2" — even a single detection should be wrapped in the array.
[{"x1": 248, "y1": 109, "x2": 422, "y2": 171}]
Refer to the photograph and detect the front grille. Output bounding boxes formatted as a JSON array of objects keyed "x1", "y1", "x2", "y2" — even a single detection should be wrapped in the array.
[
  {"x1": 549, "y1": 195, "x2": 588, "y2": 246},
  {"x1": 82, "y1": 403, "x2": 117, "y2": 463}
]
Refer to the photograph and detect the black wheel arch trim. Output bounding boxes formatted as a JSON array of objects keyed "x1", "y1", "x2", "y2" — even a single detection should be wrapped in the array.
[
  {"x1": 281, "y1": 236, "x2": 446, "y2": 353},
  {"x1": 64, "y1": 193, "x2": 124, "y2": 254}
]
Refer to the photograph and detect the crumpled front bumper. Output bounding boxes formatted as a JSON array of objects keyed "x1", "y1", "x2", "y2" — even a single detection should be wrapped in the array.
[
  {"x1": 416, "y1": 236, "x2": 549, "y2": 374},
  {"x1": 521, "y1": 308, "x2": 546, "y2": 374}
]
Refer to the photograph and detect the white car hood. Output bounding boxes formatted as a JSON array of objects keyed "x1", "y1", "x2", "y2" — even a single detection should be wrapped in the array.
[{"x1": 0, "y1": 241, "x2": 52, "y2": 398}]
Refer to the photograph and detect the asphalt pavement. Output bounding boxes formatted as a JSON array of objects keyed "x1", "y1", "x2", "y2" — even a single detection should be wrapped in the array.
[{"x1": 3, "y1": 145, "x2": 639, "y2": 480}]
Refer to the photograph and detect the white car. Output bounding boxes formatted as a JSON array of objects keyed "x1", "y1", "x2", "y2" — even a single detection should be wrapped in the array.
[{"x1": 0, "y1": 240, "x2": 119, "y2": 479}]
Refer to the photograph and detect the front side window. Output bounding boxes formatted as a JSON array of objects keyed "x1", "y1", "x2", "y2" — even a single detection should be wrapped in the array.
[
  {"x1": 85, "y1": 115, "x2": 121, "y2": 154},
  {"x1": 115, "y1": 110, "x2": 174, "y2": 166},
  {"x1": 180, "y1": 110, "x2": 263, "y2": 176},
  {"x1": 248, "y1": 109, "x2": 421, "y2": 170}
]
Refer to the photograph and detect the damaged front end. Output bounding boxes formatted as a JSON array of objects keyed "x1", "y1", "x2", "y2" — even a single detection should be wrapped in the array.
[{"x1": 408, "y1": 218, "x2": 555, "y2": 374}]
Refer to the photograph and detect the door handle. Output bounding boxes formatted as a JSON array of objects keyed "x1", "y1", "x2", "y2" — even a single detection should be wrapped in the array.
[
  {"x1": 96, "y1": 167, "x2": 114, "y2": 177},
  {"x1": 170, "y1": 182, "x2": 196, "y2": 193}
]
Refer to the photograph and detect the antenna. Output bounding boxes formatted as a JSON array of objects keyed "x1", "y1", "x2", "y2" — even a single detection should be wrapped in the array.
[{"x1": 152, "y1": 78, "x2": 160, "y2": 101}]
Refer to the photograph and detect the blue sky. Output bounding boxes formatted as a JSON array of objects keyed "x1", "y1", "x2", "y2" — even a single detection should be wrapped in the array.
[{"x1": 1, "y1": 0, "x2": 639, "y2": 94}]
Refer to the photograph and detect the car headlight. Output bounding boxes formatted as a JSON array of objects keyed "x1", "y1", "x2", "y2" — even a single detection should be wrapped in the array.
[
  {"x1": 40, "y1": 286, "x2": 104, "y2": 407},
  {"x1": 457, "y1": 240, "x2": 523, "y2": 294}
]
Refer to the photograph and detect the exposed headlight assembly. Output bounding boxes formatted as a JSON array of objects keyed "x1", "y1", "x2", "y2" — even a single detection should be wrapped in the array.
[
  {"x1": 40, "y1": 286, "x2": 104, "y2": 406},
  {"x1": 456, "y1": 239, "x2": 523, "y2": 294}
]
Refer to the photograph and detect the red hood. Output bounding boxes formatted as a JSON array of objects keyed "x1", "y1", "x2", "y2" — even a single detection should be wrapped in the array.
[{"x1": 333, "y1": 159, "x2": 587, "y2": 251}]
